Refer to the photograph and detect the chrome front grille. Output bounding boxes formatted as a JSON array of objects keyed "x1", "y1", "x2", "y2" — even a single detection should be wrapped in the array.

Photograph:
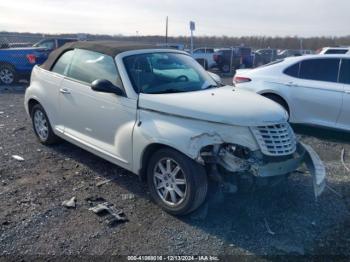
[{"x1": 251, "y1": 123, "x2": 297, "y2": 156}]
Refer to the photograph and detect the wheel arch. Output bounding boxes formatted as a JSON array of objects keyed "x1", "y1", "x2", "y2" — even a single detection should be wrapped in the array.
[
  {"x1": 260, "y1": 92, "x2": 290, "y2": 114},
  {"x1": 0, "y1": 62, "x2": 15, "y2": 68},
  {"x1": 28, "y1": 98, "x2": 41, "y2": 116},
  {"x1": 139, "y1": 143, "x2": 186, "y2": 182}
]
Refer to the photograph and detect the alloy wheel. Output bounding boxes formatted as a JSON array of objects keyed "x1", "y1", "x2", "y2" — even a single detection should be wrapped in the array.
[
  {"x1": 34, "y1": 110, "x2": 49, "y2": 141},
  {"x1": 153, "y1": 158, "x2": 187, "y2": 207},
  {"x1": 0, "y1": 68, "x2": 14, "y2": 85}
]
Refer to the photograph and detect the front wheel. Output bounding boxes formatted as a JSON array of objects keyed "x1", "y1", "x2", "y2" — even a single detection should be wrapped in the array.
[{"x1": 147, "y1": 148, "x2": 208, "y2": 215}]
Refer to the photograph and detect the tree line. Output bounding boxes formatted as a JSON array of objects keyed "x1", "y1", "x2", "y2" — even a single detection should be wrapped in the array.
[{"x1": 1, "y1": 31, "x2": 350, "y2": 50}]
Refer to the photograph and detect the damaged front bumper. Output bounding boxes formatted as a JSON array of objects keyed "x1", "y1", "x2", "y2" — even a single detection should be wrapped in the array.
[
  {"x1": 250, "y1": 142, "x2": 326, "y2": 198},
  {"x1": 212, "y1": 142, "x2": 326, "y2": 198}
]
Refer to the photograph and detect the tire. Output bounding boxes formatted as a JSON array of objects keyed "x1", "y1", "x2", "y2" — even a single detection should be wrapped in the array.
[
  {"x1": 263, "y1": 94, "x2": 290, "y2": 115},
  {"x1": 0, "y1": 64, "x2": 16, "y2": 85},
  {"x1": 31, "y1": 104, "x2": 60, "y2": 145},
  {"x1": 147, "y1": 148, "x2": 208, "y2": 215}
]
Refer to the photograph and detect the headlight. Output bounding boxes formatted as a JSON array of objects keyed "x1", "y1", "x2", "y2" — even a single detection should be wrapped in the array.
[{"x1": 219, "y1": 143, "x2": 251, "y2": 159}]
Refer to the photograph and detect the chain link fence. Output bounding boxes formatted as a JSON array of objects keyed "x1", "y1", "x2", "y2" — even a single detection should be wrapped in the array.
[
  {"x1": 0, "y1": 32, "x2": 309, "y2": 86},
  {"x1": 191, "y1": 45, "x2": 282, "y2": 78}
]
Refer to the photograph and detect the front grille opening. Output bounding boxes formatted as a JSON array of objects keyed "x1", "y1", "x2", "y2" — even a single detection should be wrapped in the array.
[{"x1": 251, "y1": 123, "x2": 297, "y2": 156}]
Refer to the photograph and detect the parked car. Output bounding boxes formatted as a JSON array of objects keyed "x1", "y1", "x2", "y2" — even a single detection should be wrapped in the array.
[
  {"x1": 214, "y1": 47, "x2": 253, "y2": 73},
  {"x1": 33, "y1": 38, "x2": 77, "y2": 51},
  {"x1": 234, "y1": 55, "x2": 350, "y2": 132},
  {"x1": 0, "y1": 47, "x2": 49, "y2": 85},
  {"x1": 300, "y1": 49, "x2": 315, "y2": 55},
  {"x1": 192, "y1": 47, "x2": 217, "y2": 69},
  {"x1": 317, "y1": 47, "x2": 350, "y2": 55},
  {"x1": 156, "y1": 43, "x2": 185, "y2": 50},
  {"x1": 253, "y1": 48, "x2": 278, "y2": 66},
  {"x1": 25, "y1": 41, "x2": 326, "y2": 215},
  {"x1": 277, "y1": 49, "x2": 303, "y2": 58}
]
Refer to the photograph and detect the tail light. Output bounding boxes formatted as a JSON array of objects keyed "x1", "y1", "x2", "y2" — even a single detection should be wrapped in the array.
[
  {"x1": 233, "y1": 76, "x2": 251, "y2": 84},
  {"x1": 26, "y1": 54, "x2": 37, "y2": 64}
]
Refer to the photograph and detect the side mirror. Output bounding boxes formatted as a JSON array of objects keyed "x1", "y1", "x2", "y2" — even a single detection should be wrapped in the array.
[
  {"x1": 207, "y1": 71, "x2": 223, "y2": 85},
  {"x1": 91, "y1": 79, "x2": 125, "y2": 96}
]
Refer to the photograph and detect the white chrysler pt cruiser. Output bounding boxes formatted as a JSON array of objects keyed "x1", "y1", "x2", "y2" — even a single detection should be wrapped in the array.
[{"x1": 25, "y1": 41, "x2": 326, "y2": 215}]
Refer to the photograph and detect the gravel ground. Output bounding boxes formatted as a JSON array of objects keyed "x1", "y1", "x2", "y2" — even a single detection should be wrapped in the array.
[{"x1": 0, "y1": 83, "x2": 350, "y2": 258}]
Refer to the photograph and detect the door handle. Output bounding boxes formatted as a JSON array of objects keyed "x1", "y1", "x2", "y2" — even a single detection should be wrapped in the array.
[
  {"x1": 59, "y1": 88, "x2": 71, "y2": 94},
  {"x1": 286, "y1": 82, "x2": 298, "y2": 87}
]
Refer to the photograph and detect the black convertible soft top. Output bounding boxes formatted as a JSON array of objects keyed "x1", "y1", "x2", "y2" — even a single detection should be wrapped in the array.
[{"x1": 40, "y1": 41, "x2": 157, "y2": 71}]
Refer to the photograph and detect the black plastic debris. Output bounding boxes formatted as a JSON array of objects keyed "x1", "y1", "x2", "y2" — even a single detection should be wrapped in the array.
[{"x1": 89, "y1": 202, "x2": 128, "y2": 227}]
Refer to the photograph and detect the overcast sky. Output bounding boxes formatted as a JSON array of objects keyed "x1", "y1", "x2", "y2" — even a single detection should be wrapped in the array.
[{"x1": 0, "y1": 0, "x2": 349, "y2": 37}]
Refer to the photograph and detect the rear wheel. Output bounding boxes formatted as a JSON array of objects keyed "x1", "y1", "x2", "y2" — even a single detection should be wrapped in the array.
[
  {"x1": 31, "y1": 104, "x2": 60, "y2": 145},
  {"x1": 147, "y1": 148, "x2": 208, "y2": 215},
  {"x1": 263, "y1": 94, "x2": 290, "y2": 115},
  {"x1": 0, "y1": 64, "x2": 16, "y2": 85}
]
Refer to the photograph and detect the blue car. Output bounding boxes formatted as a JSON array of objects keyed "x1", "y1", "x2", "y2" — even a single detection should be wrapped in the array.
[{"x1": 0, "y1": 47, "x2": 50, "y2": 85}]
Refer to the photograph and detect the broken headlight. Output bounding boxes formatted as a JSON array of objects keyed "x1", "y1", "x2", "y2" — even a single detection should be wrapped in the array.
[{"x1": 219, "y1": 143, "x2": 251, "y2": 159}]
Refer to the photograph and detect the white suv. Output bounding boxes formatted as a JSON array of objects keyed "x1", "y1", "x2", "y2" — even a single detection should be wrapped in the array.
[
  {"x1": 318, "y1": 47, "x2": 350, "y2": 55},
  {"x1": 25, "y1": 41, "x2": 326, "y2": 215},
  {"x1": 234, "y1": 55, "x2": 350, "y2": 131}
]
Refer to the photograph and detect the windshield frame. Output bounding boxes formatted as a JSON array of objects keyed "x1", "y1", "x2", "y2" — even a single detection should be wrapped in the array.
[{"x1": 122, "y1": 51, "x2": 218, "y2": 95}]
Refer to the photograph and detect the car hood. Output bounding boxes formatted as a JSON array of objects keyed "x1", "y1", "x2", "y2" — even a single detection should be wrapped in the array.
[{"x1": 138, "y1": 86, "x2": 288, "y2": 126}]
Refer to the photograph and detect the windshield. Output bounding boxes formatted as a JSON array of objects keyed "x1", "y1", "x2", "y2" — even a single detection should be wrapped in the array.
[{"x1": 123, "y1": 52, "x2": 218, "y2": 94}]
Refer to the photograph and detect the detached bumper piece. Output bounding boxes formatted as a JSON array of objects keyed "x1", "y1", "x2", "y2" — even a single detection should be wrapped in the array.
[
  {"x1": 301, "y1": 142, "x2": 327, "y2": 198},
  {"x1": 216, "y1": 142, "x2": 326, "y2": 198},
  {"x1": 251, "y1": 142, "x2": 326, "y2": 198}
]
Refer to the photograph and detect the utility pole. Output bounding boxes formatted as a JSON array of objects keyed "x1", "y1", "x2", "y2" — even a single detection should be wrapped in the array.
[
  {"x1": 165, "y1": 16, "x2": 168, "y2": 46},
  {"x1": 190, "y1": 21, "x2": 195, "y2": 55}
]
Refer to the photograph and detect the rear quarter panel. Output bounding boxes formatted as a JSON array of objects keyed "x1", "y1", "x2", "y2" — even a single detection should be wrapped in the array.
[{"x1": 25, "y1": 66, "x2": 64, "y2": 132}]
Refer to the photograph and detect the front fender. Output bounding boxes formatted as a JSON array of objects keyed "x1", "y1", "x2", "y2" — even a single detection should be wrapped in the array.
[{"x1": 132, "y1": 109, "x2": 259, "y2": 174}]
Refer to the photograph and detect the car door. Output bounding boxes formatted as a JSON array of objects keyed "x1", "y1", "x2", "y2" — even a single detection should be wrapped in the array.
[
  {"x1": 59, "y1": 49, "x2": 137, "y2": 168},
  {"x1": 336, "y1": 58, "x2": 350, "y2": 130},
  {"x1": 45, "y1": 49, "x2": 75, "y2": 132},
  {"x1": 288, "y1": 58, "x2": 343, "y2": 127}
]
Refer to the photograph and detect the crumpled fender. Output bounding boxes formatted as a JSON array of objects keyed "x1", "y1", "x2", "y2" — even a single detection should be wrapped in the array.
[{"x1": 132, "y1": 110, "x2": 259, "y2": 174}]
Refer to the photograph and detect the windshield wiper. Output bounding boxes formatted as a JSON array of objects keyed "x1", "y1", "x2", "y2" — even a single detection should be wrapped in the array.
[
  {"x1": 202, "y1": 84, "x2": 219, "y2": 90},
  {"x1": 149, "y1": 89, "x2": 185, "y2": 94}
]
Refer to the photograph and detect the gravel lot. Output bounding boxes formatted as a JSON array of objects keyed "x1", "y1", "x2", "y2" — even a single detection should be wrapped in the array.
[{"x1": 1, "y1": 82, "x2": 350, "y2": 258}]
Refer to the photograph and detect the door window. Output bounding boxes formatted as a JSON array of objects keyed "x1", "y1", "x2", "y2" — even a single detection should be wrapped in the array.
[
  {"x1": 299, "y1": 58, "x2": 340, "y2": 83},
  {"x1": 36, "y1": 40, "x2": 55, "y2": 49},
  {"x1": 284, "y1": 62, "x2": 300, "y2": 77},
  {"x1": 52, "y1": 50, "x2": 74, "y2": 75},
  {"x1": 339, "y1": 59, "x2": 350, "y2": 85},
  {"x1": 67, "y1": 49, "x2": 121, "y2": 86}
]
